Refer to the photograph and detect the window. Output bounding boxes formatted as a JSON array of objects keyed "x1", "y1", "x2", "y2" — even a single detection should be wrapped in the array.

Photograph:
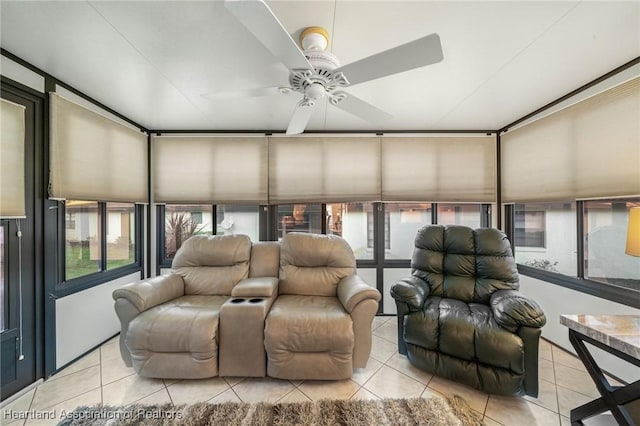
[
  {"x1": 65, "y1": 201, "x2": 101, "y2": 280},
  {"x1": 514, "y1": 202, "x2": 577, "y2": 277},
  {"x1": 327, "y1": 203, "x2": 374, "y2": 260},
  {"x1": 216, "y1": 205, "x2": 259, "y2": 241},
  {"x1": 386, "y1": 203, "x2": 432, "y2": 260},
  {"x1": 515, "y1": 210, "x2": 546, "y2": 248},
  {"x1": 437, "y1": 204, "x2": 482, "y2": 228},
  {"x1": 164, "y1": 204, "x2": 212, "y2": 259},
  {"x1": 65, "y1": 200, "x2": 141, "y2": 281},
  {"x1": 584, "y1": 199, "x2": 640, "y2": 291},
  {"x1": 276, "y1": 204, "x2": 322, "y2": 239},
  {"x1": 106, "y1": 203, "x2": 135, "y2": 270}
]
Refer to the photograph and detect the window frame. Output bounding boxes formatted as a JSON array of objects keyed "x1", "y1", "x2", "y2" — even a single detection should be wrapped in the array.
[
  {"x1": 54, "y1": 200, "x2": 144, "y2": 297},
  {"x1": 505, "y1": 202, "x2": 640, "y2": 309}
]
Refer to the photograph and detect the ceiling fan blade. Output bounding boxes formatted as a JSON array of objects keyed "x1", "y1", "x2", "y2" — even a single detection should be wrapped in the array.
[
  {"x1": 201, "y1": 86, "x2": 292, "y2": 100},
  {"x1": 286, "y1": 99, "x2": 317, "y2": 135},
  {"x1": 331, "y1": 91, "x2": 392, "y2": 123},
  {"x1": 334, "y1": 33, "x2": 443, "y2": 87},
  {"x1": 225, "y1": 0, "x2": 313, "y2": 71}
]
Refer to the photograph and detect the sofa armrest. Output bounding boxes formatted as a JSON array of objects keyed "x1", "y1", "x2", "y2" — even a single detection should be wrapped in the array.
[
  {"x1": 231, "y1": 277, "x2": 279, "y2": 298},
  {"x1": 390, "y1": 276, "x2": 430, "y2": 312},
  {"x1": 112, "y1": 274, "x2": 185, "y2": 313},
  {"x1": 337, "y1": 275, "x2": 381, "y2": 313},
  {"x1": 490, "y1": 289, "x2": 547, "y2": 332}
]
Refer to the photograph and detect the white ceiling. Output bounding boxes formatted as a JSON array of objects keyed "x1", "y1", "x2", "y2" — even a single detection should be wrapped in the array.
[{"x1": 1, "y1": 1, "x2": 639, "y2": 132}]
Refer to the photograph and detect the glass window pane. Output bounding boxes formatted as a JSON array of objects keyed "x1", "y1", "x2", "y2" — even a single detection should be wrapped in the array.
[
  {"x1": 106, "y1": 202, "x2": 136, "y2": 270},
  {"x1": 277, "y1": 204, "x2": 322, "y2": 239},
  {"x1": 584, "y1": 199, "x2": 640, "y2": 291},
  {"x1": 327, "y1": 203, "x2": 374, "y2": 260},
  {"x1": 386, "y1": 203, "x2": 432, "y2": 260},
  {"x1": 65, "y1": 200, "x2": 101, "y2": 280},
  {"x1": 216, "y1": 205, "x2": 260, "y2": 241},
  {"x1": 165, "y1": 204, "x2": 213, "y2": 259},
  {"x1": 437, "y1": 204, "x2": 482, "y2": 228},
  {"x1": 514, "y1": 202, "x2": 577, "y2": 277}
]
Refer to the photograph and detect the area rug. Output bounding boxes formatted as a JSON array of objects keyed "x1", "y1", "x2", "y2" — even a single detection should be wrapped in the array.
[{"x1": 57, "y1": 395, "x2": 483, "y2": 426}]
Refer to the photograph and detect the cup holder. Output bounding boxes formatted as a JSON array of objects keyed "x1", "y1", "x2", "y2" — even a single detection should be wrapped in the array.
[
  {"x1": 249, "y1": 298, "x2": 264, "y2": 304},
  {"x1": 230, "y1": 298, "x2": 246, "y2": 304}
]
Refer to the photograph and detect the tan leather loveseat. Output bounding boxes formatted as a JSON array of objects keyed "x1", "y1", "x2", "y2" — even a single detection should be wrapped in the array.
[{"x1": 113, "y1": 232, "x2": 380, "y2": 380}]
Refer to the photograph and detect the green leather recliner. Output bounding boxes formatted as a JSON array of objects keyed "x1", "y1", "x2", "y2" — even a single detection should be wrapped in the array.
[{"x1": 391, "y1": 225, "x2": 546, "y2": 397}]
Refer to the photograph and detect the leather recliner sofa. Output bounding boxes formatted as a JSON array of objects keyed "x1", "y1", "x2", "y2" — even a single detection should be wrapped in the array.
[
  {"x1": 391, "y1": 225, "x2": 546, "y2": 397},
  {"x1": 113, "y1": 232, "x2": 381, "y2": 380}
]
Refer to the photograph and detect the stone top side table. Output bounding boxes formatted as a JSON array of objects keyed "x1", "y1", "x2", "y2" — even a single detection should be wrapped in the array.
[{"x1": 560, "y1": 314, "x2": 639, "y2": 426}]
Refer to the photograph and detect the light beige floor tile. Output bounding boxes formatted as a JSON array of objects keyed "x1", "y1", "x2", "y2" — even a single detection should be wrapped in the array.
[
  {"x1": 277, "y1": 388, "x2": 312, "y2": 403},
  {"x1": 104, "y1": 335, "x2": 119, "y2": 346},
  {"x1": 99, "y1": 341, "x2": 122, "y2": 362},
  {"x1": 486, "y1": 395, "x2": 560, "y2": 426},
  {"x1": 371, "y1": 316, "x2": 389, "y2": 331},
  {"x1": 538, "y1": 358, "x2": 555, "y2": 384},
  {"x1": 372, "y1": 321, "x2": 398, "y2": 344},
  {"x1": 350, "y1": 388, "x2": 380, "y2": 401},
  {"x1": 100, "y1": 354, "x2": 135, "y2": 386},
  {"x1": 539, "y1": 339, "x2": 553, "y2": 361},
  {"x1": 224, "y1": 377, "x2": 245, "y2": 387},
  {"x1": 483, "y1": 415, "x2": 504, "y2": 426},
  {"x1": 363, "y1": 365, "x2": 425, "y2": 399},
  {"x1": 102, "y1": 374, "x2": 165, "y2": 406},
  {"x1": 384, "y1": 353, "x2": 433, "y2": 385},
  {"x1": 524, "y1": 378, "x2": 558, "y2": 413},
  {"x1": 369, "y1": 335, "x2": 397, "y2": 363},
  {"x1": 166, "y1": 378, "x2": 229, "y2": 405},
  {"x1": 556, "y1": 385, "x2": 593, "y2": 418},
  {"x1": 427, "y1": 376, "x2": 488, "y2": 414},
  {"x1": 30, "y1": 365, "x2": 101, "y2": 411},
  {"x1": 25, "y1": 387, "x2": 101, "y2": 426},
  {"x1": 208, "y1": 388, "x2": 242, "y2": 404},
  {"x1": 552, "y1": 346, "x2": 585, "y2": 371},
  {"x1": 289, "y1": 379, "x2": 304, "y2": 387},
  {"x1": 135, "y1": 388, "x2": 173, "y2": 405},
  {"x1": 560, "y1": 415, "x2": 570, "y2": 426},
  {"x1": 421, "y1": 387, "x2": 445, "y2": 399},
  {"x1": 297, "y1": 379, "x2": 360, "y2": 401},
  {"x1": 1, "y1": 388, "x2": 35, "y2": 426},
  {"x1": 554, "y1": 363, "x2": 599, "y2": 398},
  {"x1": 49, "y1": 349, "x2": 100, "y2": 382},
  {"x1": 163, "y1": 379, "x2": 179, "y2": 387},
  {"x1": 351, "y1": 358, "x2": 383, "y2": 385},
  {"x1": 232, "y1": 378, "x2": 294, "y2": 403}
]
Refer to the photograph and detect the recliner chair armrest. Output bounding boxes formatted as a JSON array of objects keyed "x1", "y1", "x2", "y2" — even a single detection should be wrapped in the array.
[
  {"x1": 390, "y1": 276, "x2": 430, "y2": 312},
  {"x1": 231, "y1": 277, "x2": 279, "y2": 297},
  {"x1": 337, "y1": 275, "x2": 381, "y2": 313},
  {"x1": 112, "y1": 274, "x2": 185, "y2": 313},
  {"x1": 490, "y1": 289, "x2": 547, "y2": 332}
]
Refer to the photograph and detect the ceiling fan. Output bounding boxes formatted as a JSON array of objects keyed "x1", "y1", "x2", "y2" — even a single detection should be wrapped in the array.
[{"x1": 217, "y1": 0, "x2": 444, "y2": 135}]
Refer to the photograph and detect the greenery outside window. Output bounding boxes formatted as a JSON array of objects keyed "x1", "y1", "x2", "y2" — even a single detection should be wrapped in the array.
[
  {"x1": 164, "y1": 204, "x2": 212, "y2": 260},
  {"x1": 106, "y1": 203, "x2": 136, "y2": 270},
  {"x1": 65, "y1": 201, "x2": 102, "y2": 280}
]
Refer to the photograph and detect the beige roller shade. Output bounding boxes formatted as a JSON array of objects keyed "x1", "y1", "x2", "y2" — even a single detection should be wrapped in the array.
[
  {"x1": 1, "y1": 99, "x2": 26, "y2": 218},
  {"x1": 153, "y1": 136, "x2": 268, "y2": 204},
  {"x1": 381, "y1": 136, "x2": 496, "y2": 202},
  {"x1": 49, "y1": 93, "x2": 148, "y2": 202},
  {"x1": 268, "y1": 136, "x2": 381, "y2": 203},
  {"x1": 502, "y1": 77, "x2": 640, "y2": 202}
]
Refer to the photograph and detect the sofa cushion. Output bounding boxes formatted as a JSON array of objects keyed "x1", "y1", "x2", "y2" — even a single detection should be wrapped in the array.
[
  {"x1": 126, "y1": 295, "x2": 227, "y2": 354},
  {"x1": 279, "y1": 233, "x2": 356, "y2": 296},
  {"x1": 265, "y1": 295, "x2": 354, "y2": 353},
  {"x1": 172, "y1": 234, "x2": 251, "y2": 295},
  {"x1": 404, "y1": 297, "x2": 524, "y2": 374}
]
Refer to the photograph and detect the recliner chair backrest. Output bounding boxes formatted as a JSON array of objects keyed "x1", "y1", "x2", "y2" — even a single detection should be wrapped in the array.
[
  {"x1": 172, "y1": 234, "x2": 251, "y2": 295},
  {"x1": 411, "y1": 225, "x2": 519, "y2": 304},
  {"x1": 279, "y1": 233, "x2": 356, "y2": 296}
]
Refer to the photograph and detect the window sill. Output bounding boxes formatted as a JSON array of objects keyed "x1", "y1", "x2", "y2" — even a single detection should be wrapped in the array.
[
  {"x1": 54, "y1": 264, "x2": 142, "y2": 298},
  {"x1": 517, "y1": 264, "x2": 640, "y2": 309}
]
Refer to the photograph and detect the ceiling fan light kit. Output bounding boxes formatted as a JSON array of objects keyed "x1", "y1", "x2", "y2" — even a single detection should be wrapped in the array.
[{"x1": 224, "y1": 0, "x2": 444, "y2": 135}]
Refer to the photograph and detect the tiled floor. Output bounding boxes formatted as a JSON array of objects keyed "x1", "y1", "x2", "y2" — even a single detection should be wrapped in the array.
[{"x1": 1, "y1": 316, "x2": 625, "y2": 425}]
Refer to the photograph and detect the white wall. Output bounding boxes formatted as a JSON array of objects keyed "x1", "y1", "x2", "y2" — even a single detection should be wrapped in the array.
[
  {"x1": 519, "y1": 275, "x2": 640, "y2": 382},
  {"x1": 55, "y1": 272, "x2": 141, "y2": 368}
]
